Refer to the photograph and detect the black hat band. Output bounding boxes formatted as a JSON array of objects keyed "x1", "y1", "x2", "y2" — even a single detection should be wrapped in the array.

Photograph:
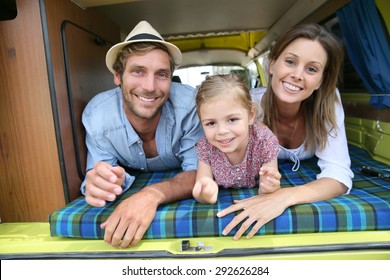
[{"x1": 127, "y1": 33, "x2": 162, "y2": 41}]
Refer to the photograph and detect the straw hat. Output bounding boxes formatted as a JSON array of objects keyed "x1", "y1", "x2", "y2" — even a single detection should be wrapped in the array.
[{"x1": 105, "y1": 21, "x2": 182, "y2": 74}]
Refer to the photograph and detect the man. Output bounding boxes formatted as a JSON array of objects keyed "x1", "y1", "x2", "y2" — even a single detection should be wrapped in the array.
[{"x1": 81, "y1": 21, "x2": 203, "y2": 248}]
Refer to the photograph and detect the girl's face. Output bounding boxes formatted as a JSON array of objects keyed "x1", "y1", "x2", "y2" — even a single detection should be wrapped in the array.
[
  {"x1": 269, "y1": 38, "x2": 328, "y2": 106},
  {"x1": 199, "y1": 93, "x2": 255, "y2": 163}
]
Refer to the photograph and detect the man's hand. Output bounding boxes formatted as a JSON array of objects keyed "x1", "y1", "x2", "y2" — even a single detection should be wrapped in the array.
[
  {"x1": 100, "y1": 187, "x2": 162, "y2": 248},
  {"x1": 85, "y1": 162, "x2": 125, "y2": 207},
  {"x1": 99, "y1": 170, "x2": 196, "y2": 248}
]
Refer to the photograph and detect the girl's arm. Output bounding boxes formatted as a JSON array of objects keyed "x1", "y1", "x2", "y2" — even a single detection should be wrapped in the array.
[
  {"x1": 259, "y1": 159, "x2": 281, "y2": 194},
  {"x1": 193, "y1": 161, "x2": 219, "y2": 204}
]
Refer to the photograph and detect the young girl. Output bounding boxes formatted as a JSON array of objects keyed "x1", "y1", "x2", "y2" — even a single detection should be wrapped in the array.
[{"x1": 193, "y1": 73, "x2": 281, "y2": 204}]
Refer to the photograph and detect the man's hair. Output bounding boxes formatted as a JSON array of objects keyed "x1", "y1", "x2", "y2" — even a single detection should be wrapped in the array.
[{"x1": 112, "y1": 42, "x2": 175, "y2": 77}]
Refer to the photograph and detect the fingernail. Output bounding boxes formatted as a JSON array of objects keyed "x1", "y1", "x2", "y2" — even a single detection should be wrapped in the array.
[
  {"x1": 222, "y1": 230, "x2": 227, "y2": 235},
  {"x1": 114, "y1": 188, "x2": 122, "y2": 195},
  {"x1": 108, "y1": 194, "x2": 115, "y2": 201}
]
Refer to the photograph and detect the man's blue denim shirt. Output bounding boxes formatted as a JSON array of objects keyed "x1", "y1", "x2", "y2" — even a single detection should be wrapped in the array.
[{"x1": 80, "y1": 82, "x2": 204, "y2": 193}]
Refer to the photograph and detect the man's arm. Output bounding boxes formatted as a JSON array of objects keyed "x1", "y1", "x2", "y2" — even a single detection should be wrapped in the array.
[
  {"x1": 144, "y1": 169, "x2": 196, "y2": 203},
  {"x1": 101, "y1": 170, "x2": 196, "y2": 248}
]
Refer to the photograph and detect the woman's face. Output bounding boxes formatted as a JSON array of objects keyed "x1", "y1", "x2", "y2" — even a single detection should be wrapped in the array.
[{"x1": 269, "y1": 38, "x2": 328, "y2": 106}]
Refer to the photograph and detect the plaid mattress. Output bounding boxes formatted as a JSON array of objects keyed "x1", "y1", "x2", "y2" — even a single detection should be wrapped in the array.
[{"x1": 49, "y1": 145, "x2": 390, "y2": 239}]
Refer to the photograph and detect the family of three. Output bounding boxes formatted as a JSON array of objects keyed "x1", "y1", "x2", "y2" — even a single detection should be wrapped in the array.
[{"x1": 81, "y1": 20, "x2": 354, "y2": 248}]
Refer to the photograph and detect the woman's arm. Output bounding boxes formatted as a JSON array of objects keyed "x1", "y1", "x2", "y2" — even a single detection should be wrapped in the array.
[
  {"x1": 288, "y1": 177, "x2": 348, "y2": 204},
  {"x1": 315, "y1": 91, "x2": 354, "y2": 193},
  {"x1": 217, "y1": 177, "x2": 347, "y2": 240}
]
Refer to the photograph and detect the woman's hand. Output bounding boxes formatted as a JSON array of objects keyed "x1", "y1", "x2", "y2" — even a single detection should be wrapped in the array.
[{"x1": 217, "y1": 188, "x2": 292, "y2": 240}]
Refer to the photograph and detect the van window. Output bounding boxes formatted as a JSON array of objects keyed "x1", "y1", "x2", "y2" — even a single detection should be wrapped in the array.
[
  {"x1": 0, "y1": 0, "x2": 17, "y2": 20},
  {"x1": 174, "y1": 65, "x2": 246, "y2": 88},
  {"x1": 248, "y1": 51, "x2": 270, "y2": 88}
]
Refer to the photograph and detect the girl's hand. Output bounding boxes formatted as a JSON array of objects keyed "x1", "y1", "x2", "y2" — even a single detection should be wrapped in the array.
[
  {"x1": 192, "y1": 177, "x2": 219, "y2": 204},
  {"x1": 259, "y1": 166, "x2": 281, "y2": 194}
]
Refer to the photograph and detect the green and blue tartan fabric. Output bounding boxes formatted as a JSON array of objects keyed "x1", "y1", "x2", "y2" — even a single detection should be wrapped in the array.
[{"x1": 49, "y1": 145, "x2": 390, "y2": 239}]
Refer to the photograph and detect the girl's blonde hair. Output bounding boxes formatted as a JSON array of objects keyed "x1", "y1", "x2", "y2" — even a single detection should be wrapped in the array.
[
  {"x1": 263, "y1": 23, "x2": 344, "y2": 151},
  {"x1": 196, "y1": 73, "x2": 254, "y2": 117}
]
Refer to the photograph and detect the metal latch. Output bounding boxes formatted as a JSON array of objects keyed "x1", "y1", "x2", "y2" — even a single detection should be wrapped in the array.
[{"x1": 180, "y1": 240, "x2": 212, "y2": 252}]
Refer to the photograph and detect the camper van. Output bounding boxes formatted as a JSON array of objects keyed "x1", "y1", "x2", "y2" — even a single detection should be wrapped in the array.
[{"x1": 0, "y1": 0, "x2": 389, "y2": 262}]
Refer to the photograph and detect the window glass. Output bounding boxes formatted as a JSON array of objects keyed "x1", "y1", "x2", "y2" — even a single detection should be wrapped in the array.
[{"x1": 174, "y1": 65, "x2": 247, "y2": 88}]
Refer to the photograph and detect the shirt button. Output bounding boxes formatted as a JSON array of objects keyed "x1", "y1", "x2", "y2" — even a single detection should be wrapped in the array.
[
  {"x1": 237, "y1": 177, "x2": 241, "y2": 180},
  {"x1": 140, "y1": 168, "x2": 144, "y2": 170},
  {"x1": 236, "y1": 168, "x2": 240, "y2": 171},
  {"x1": 139, "y1": 152, "x2": 143, "y2": 155}
]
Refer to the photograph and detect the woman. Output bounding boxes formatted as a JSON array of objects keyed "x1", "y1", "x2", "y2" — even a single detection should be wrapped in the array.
[{"x1": 217, "y1": 23, "x2": 354, "y2": 240}]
